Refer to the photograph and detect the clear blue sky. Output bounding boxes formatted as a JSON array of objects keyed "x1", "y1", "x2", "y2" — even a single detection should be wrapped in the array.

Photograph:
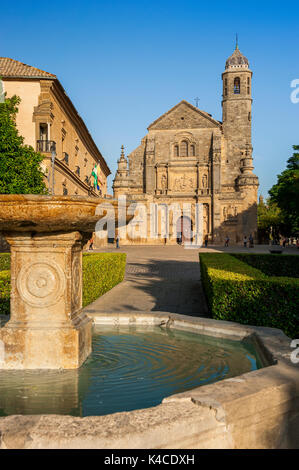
[{"x1": 1, "y1": 0, "x2": 298, "y2": 196}]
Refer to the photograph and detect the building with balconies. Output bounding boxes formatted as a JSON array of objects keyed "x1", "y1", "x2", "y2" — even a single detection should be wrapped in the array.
[{"x1": 0, "y1": 57, "x2": 110, "y2": 196}]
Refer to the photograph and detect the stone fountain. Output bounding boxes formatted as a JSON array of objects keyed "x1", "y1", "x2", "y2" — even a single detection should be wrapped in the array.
[{"x1": 0, "y1": 195, "x2": 126, "y2": 370}]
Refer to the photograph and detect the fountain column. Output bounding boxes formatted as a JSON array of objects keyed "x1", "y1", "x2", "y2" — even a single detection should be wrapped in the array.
[{"x1": 0, "y1": 230, "x2": 92, "y2": 369}]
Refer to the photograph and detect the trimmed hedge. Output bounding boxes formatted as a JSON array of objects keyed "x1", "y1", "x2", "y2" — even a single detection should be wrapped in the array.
[
  {"x1": 0, "y1": 254, "x2": 10, "y2": 272},
  {"x1": 232, "y1": 253, "x2": 299, "y2": 279},
  {"x1": 200, "y1": 253, "x2": 299, "y2": 339},
  {"x1": 0, "y1": 270, "x2": 10, "y2": 315},
  {"x1": 82, "y1": 252, "x2": 126, "y2": 307},
  {"x1": 0, "y1": 252, "x2": 127, "y2": 314}
]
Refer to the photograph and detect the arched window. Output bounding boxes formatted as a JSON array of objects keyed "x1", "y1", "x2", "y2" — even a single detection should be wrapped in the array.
[
  {"x1": 234, "y1": 77, "x2": 240, "y2": 94},
  {"x1": 190, "y1": 145, "x2": 195, "y2": 156},
  {"x1": 180, "y1": 140, "x2": 188, "y2": 157},
  {"x1": 174, "y1": 145, "x2": 179, "y2": 157}
]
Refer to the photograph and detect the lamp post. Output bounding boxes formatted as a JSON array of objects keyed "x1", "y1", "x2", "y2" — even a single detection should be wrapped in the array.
[{"x1": 50, "y1": 141, "x2": 56, "y2": 195}]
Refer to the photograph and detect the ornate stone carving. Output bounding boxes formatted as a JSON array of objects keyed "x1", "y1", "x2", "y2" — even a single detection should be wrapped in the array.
[
  {"x1": 173, "y1": 175, "x2": 195, "y2": 191},
  {"x1": 202, "y1": 174, "x2": 208, "y2": 188},
  {"x1": 160, "y1": 174, "x2": 167, "y2": 190},
  {"x1": 17, "y1": 261, "x2": 65, "y2": 307}
]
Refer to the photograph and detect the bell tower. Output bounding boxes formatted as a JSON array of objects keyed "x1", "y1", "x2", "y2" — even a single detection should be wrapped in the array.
[
  {"x1": 222, "y1": 40, "x2": 259, "y2": 239},
  {"x1": 222, "y1": 41, "x2": 253, "y2": 171}
]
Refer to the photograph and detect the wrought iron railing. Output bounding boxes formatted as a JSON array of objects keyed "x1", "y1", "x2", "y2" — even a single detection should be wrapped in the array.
[{"x1": 37, "y1": 140, "x2": 56, "y2": 153}]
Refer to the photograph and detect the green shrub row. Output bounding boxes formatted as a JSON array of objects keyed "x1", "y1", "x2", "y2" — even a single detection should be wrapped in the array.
[
  {"x1": 232, "y1": 253, "x2": 299, "y2": 279},
  {"x1": 199, "y1": 253, "x2": 299, "y2": 339},
  {"x1": 82, "y1": 252, "x2": 126, "y2": 307},
  {"x1": 0, "y1": 270, "x2": 10, "y2": 315},
  {"x1": 0, "y1": 252, "x2": 127, "y2": 314},
  {"x1": 0, "y1": 254, "x2": 10, "y2": 272}
]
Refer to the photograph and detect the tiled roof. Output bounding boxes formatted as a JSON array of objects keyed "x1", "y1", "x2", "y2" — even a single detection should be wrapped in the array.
[{"x1": 0, "y1": 57, "x2": 56, "y2": 79}]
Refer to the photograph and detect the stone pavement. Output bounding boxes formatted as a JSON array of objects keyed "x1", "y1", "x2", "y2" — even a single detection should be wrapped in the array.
[
  {"x1": 83, "y1": 244, "x2": 299, "y2": 318},
  {"x1": 83, "y1": 245, "x2": 209, "y2": 317}
]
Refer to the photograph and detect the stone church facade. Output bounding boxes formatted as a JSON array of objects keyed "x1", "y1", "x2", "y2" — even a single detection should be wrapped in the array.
[{"x1": 113, "y1": 46, "x2": 259, "y2": 245}]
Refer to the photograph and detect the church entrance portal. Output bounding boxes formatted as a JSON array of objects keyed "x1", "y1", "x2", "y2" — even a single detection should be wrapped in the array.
[{"x1": 176, "y1": 216, "x2": 193, "y2": 244}]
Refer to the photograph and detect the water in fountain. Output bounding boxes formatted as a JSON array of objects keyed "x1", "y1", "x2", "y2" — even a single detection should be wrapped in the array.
[{"x1": 0, "y1": 325, "x2": 263, "y2": 417}]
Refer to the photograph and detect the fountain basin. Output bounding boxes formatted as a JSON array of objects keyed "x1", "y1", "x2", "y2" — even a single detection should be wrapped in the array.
[
  {"x1": 0, "y1": 312, "x2": 298, "y2": 449},
  {"x1": 0, "y1": 194, "x2": 122, "y2": 233}
]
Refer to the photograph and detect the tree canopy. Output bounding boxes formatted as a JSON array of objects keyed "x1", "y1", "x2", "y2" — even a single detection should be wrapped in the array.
[
  {"x1": 0, "y1": 95, "x2": 47, "y2": 194},
  {"x1": 269, "y1": 145, "x2": 299, "y2": 236},
  {"x1": 257, "y1": 197, "x2": 283, "y2": 242}
]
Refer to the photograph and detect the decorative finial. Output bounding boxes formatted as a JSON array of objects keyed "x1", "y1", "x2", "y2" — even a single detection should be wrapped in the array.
[
  {"x1": 235, "y1": 33, "x2": 239, "y2": 50},
  {"x1": 194, "y1": 97, "x2": 200, "y2": 108},
  {"x1": 121, "y1": 145, "x2": 125, "y2": 157}
]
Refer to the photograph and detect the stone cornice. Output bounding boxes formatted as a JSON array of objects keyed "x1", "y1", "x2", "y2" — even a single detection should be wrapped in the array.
[
  {"x1": 43, "y1": 155, "x2": 99, "y2": 196},
  {"x1": 50, "y1": 80, "x2": 111, "y2": 177}
]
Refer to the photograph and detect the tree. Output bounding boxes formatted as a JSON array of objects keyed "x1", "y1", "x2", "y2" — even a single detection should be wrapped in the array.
[
  {"x1": 268, "y1": 146, "x2": 299, "y2": 236},
  {"x1": 0, "y1": 95, "x2": 47, "y2": 194},
  {"x1": 257, "y1": 197, "x2": 283, "y2": 243}
]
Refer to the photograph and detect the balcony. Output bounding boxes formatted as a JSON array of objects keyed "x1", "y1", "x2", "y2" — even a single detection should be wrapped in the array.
[{"x1": 37, "y1": 140, "x2": 56, "y2": 153}]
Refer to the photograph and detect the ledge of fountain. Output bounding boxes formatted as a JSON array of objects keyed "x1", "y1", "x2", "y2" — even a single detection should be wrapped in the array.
[{"x1": 0, "y1": 194, "x2": 129, "y2": 233}]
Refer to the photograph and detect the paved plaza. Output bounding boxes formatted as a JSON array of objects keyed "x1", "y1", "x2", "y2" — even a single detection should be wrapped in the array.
[{"x1": 83, "y1": 244, "x2": 299, "y2": 318}]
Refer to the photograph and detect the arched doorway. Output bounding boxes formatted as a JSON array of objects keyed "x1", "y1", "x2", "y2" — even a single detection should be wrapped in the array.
[{"x1": 176, "y1": 216, "x2": 193, "y2": 244}]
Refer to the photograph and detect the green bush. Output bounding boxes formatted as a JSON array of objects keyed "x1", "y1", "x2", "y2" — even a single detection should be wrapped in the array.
[
  {"x1": 82, "y1": 252, "x2": 126, "y2": 307},
  {"x1": 199, "y1": 253, "x2": 299, "y2": 339},
  {"x1": 232, "y1": 253, "x2": 299, "y2": 278},
  {"x1": 0, "y1": 252, "x2": 127, "y2": 314},
  {"x1": 0, "y1": 254, "x2": 10, "y2": 272},
  {"x1": 0, "y1": 270, "x2": 10, "y2": 315}
]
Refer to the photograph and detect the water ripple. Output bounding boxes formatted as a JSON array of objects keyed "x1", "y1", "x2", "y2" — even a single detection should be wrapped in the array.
[{"x1": 0, "y1": 326, "x2": 261, "y2": 417}]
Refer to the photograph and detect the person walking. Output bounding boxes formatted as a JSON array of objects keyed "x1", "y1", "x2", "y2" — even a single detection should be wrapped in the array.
[
  {"x1": 243, "y1": 235, "x2": 248, "y2": 248},
  {"x1": 89, "y1": 236, "x2": 94, "y2": 251},
  {"x1": 249, "y1": 234, "x2": 254, "y2": 248},
  {"x1": 204, "y1": 234, "x2": 208, "y2": 248},
  {"x1": 116, "y1": 234, "x2": 120, "y2": 249},
  {"x1": 224, "y1": 236, "x2": 230, "y2": 247}
]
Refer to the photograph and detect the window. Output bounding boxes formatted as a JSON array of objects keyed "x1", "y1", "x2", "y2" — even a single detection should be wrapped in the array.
[
  {"x1": 224, "y1": 87, "x2": 227, "y2": 96},
  {"x1": 190, "y1": 145, "x2": 195, "y2": 156},
  {"x1": 180, "y1": 140, "x2": 188, "y2": 157},
  {"x1": 234, "y1": 77, "x2": 240, "y2": 94},
  {"x1": 62, "y1": 152, "x2": 69, "y2": 165},
  {"x1": 247, "y1": 86, "x2": 250, "y2": 94},
  {"x1": 174, "y1": 145, "x2": 179, "y2": 157},
  {"x1": 63, "y1": 187, "x2": 68, "y2": 195},
  {"x1": 39, "y1": 123, "x2": 48, "y2": 140}
]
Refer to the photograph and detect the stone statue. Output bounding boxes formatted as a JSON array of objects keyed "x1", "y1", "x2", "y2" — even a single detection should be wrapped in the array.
[{"x1": 161, "y1": 174, "x2": 167, "y2": 190}]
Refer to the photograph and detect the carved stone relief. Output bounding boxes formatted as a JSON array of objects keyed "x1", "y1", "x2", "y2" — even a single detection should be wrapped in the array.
[{"x1": 17, "y1": 261, "x2": 65, "y2": 307}]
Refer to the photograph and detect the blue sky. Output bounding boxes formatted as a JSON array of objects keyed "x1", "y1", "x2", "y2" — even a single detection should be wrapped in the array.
[{"x1": 1, "y1": 0, "x2": 298, "y2": 196}]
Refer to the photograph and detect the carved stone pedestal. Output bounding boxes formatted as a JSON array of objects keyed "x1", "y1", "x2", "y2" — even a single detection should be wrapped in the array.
[{"x1": 0, "y1": 231, "x2": 92, "y2": 369}]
